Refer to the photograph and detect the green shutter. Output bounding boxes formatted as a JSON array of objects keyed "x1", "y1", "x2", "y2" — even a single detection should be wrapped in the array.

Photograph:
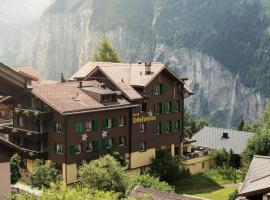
[
  {"x1": 165, "y1": 84, "x2": 168, "y2": 94},
  {"x1": 153, "y1": 104, "x2": 156, "y2": 115},
  {"x1": 102, "y1": 138, "x2": 108, "y2": 150},
  {"x1": 172, "y1": 101, "x2": 176, "y2": 112},
  {"x1": 93, "y1": 120, "x2": 99, "y2": 131},
  {"x1": 70, "y1": 144, "x2": 76, "y2": 155},
  {"x1": 51, "y1": 144, "x2": 56, "y2": 154},
  {"x1": 172, "y1": 120, "x2": 177, "y2": 132},
  {"x1": 93, "y1": 141, "x2": 99, "y2": 152},
  {"x1": 102, "y1": 118, "x2": 107, "y2": 129},
  {"x1": 112, "y1": 117, "x2": 119, "y2": 128},
  {"x1": 152, "y1": 84, "x2": 156, "y2": 95},
  {"x1": 153, "y1": 124, "x2": 158, "y2": 135},
  {"x1": 112, "y1": 137, "x2": 118, "y2": 148},
  {"x1": 63, "y1": 145, "x2": 65, "y2": 155}
]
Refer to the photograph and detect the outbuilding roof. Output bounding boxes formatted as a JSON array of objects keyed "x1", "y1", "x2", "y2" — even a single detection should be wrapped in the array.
[
  {"x1": 239, "y1": 155, "x2": 270, "y2": 197},
  {"x1": 192, "y1": 126, "x2": 255, "y2": 155},
  {"x1": 130, "y1": 186, "x2": 206, "y2": 200}
]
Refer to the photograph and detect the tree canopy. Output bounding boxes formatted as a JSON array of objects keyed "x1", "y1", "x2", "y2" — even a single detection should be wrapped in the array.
[
  {"x1": 78, "y1": 155, "x2": 127, "y2": 194},
  {"x1": 93, "y1": 37, "x2": 121, "y2": 63}
]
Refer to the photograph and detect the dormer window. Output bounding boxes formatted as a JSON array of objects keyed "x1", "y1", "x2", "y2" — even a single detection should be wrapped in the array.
[{"x1": 102, "y1": 95, "x2": 109, "y2": 102}]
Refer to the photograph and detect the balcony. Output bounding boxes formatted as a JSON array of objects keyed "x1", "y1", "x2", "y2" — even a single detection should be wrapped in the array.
[
  {"x1": 181, "y1": 147, "x2": 213, "y2": 164},
  {"x1": 14, "y1": 107, "x2": 52, "y2": 118},
  {"x1": 0, "y1": 125, "x2": 48, "y2": 137}
]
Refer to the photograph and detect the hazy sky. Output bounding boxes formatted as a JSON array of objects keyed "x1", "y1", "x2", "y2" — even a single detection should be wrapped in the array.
[{"x1": 0, "y1": 0, "x2": 52, "y2": 25}]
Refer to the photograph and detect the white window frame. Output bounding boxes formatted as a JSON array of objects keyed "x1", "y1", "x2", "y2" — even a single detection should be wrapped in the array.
[
  {"x1": 140, "y1": 142, "x2": 146, "y2": 152},
  {"x1": 75, "y1": 144, "x2": 82, "y2": 154},
  {"x1": 56, "y1": 122, "x2": 63, "y2": 133},
  {"x1": 119, "y1": 116, "x2": 126, "y2": 127},
  {"x1": 139, "y1": 123, "x2": 146, "y2": 132},
  {"x1": 86, "y1": 142, "x2": 93, "y2": 152},
  {"x1": 86, "y1": 121, "x2": 92, "y2": 131},
  {"x1": 56, "y1": 144, "x2": 64, "y2": 155},
  {"x1": 119, "y1": 136, "x2": 125, "y2": 146},
  {"x1": 19, "y1": 117, "x2": 24, "y2": 127},
  {"x1": 107, "y1": 118, "x2": 112, "y2": 128}
]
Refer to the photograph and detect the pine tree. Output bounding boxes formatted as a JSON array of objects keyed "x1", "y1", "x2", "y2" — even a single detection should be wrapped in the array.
[
  {"x1": 10, "y1": 154, "x2": 21, "y2": 184},
  {"x1": 93, "y1": 37, "x2": 121, "y2": 63}
]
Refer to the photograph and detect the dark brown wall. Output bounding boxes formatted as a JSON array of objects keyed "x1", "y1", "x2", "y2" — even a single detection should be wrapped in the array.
[
  {"x1": 0, "y1": 104, "x2": 10, "y2": 120},
  {"x1": 47, "y1": 108, "x2": 130, "y2": 166},
  {"x1": 130, "y1": 69, "x2": 184, "y2": 152},
  {"x1": 0, "y1": 146, "x2": 12, "y2": 163}
]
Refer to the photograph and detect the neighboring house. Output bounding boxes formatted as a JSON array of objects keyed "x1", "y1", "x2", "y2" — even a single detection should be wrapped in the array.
[
  {"x1": 0, "y1": 62, "x2": 192, "y2": 184},
  {"x1": 182, "y1": 127, "x2": 255, "y2": 175},
  {"x1": 181, "y1": 138, "x2": 213, "y2": 175},
  {"x1": 130, "y1": 186, "x2": 206, "y2": 200},
  {"x1": 239, "y1": 155, "x2": 270, "y2": 200},
  {"x1": 192, "y1": 127, "x2": 255, "y2": 155},
  {"x1": 0, "y1": 138, "x2": 27, "y2": 198}
]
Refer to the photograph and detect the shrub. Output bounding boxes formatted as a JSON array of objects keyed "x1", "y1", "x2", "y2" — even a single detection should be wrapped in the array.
[
  {"x1": 228, "y1": 190, "x2": 238, "y2": 200},
  {"x1": 78, "y1": 155, "x2": 127, "y2": 194},
  {"x1": 28, "y1": 160, "x2": 61, "y2": 188},
  {"x1": 149, "y1": 149, "x2": 180, "y2": 183},
  {"x1": 9, "y1": 184, "x2": 119, "y2": 200},
  {"x1": 10, "y1": 154, "x2": 21, "y2": 184}
]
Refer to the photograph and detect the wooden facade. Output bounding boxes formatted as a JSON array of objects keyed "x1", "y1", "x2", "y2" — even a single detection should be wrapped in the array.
[{"x1": 0, "y1": 62, "x2": 192, "y2": 183}]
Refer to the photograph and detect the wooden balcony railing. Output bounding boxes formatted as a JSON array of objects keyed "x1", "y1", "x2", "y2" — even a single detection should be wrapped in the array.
[{"x1": 0, "y1": 125, "x2": 48, "y2": 136}]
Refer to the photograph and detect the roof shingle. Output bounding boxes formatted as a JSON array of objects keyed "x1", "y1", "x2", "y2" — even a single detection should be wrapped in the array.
[
  {"x1": 192, "y1": 127, "x2": 254, "y2": 155},
  {"x1": 239, "y1": 155, "x2": 270, "y2": 197}
]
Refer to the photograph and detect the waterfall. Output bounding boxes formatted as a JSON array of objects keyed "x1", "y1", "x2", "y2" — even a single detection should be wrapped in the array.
[{"x1": 227, "y1": 74, "x2": 238, "y2": 128}]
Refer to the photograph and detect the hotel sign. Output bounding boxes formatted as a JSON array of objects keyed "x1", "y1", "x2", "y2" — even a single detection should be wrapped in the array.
[{"x1": 132, "y1": 112, "x2": 156, "y2": 124}]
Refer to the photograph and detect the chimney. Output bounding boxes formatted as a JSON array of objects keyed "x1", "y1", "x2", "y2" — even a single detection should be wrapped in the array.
[
  {"x1": 145, "y1": 62, "x2": 151, "y2": 75},
  {"x1": 61, "y1": 73, "x2": 66, "y2": 83},
  {"x1": 222, "y1": 132, "x2": 229, "y2": 139},
  {"x1": 79, "y1": 81, "x2": 83, "y2": 88}
]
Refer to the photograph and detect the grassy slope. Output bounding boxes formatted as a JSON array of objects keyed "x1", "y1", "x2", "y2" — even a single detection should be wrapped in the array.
[{"x1": 174, "y1": 174, "x2": 238, "y2": 200}]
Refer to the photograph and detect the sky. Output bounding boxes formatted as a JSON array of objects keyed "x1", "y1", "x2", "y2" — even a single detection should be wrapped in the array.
[{"x1": 0, "y1": 0, "x2": 52, "y2": 25}]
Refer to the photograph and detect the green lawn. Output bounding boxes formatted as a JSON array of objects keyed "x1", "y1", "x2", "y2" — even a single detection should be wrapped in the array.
[{"x1": 174, "y1": 174, "x2": 239, "y2": 200}]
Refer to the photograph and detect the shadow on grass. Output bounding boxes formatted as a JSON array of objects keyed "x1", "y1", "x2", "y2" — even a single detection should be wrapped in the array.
[{"x1": 173, "y1": 173, "x2": 224, "y2": 195}]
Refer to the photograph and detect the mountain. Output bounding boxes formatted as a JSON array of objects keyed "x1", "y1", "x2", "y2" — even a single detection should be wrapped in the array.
[{"x1": 1, "y1": 0, "x2": 269, "y2": 127}]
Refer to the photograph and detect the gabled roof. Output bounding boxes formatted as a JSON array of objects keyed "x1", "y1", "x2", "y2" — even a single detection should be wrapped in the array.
[
  {"x1": 130, "y1": 186, "x2": 206, "y2": 200},
  {"x1": 192, "y1": 127, "x2": 255, "y2": 155},
  {"x1": 31, "y1": 81, "x2": 135, "y2": 115},
  {"x1": 239, "y1": 155, "x2": 270, "y2": 197},
  {"x1": 11, "y1": 65, "x2": 42, "y2": 81},
  {"x1": 69, "y1": 62, "x2": 192, "y2": 100}
]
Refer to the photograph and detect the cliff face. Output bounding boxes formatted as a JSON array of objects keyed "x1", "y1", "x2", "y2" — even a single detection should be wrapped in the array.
[
  {"x1": 1, "y1": 0, "x2": 268, "y2": 127},
  {"x1": 157, "y1": 46, "x2": 267, "y2": 127}
]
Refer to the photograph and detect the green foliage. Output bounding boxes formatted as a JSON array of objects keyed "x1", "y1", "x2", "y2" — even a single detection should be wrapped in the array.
[
  {"x1": 184, "y1": 110, "x2": 209, "y2": 137},
  {"x1": 213, "y1": 148, "x2": 239, "y2": 169},
  {"x1": 126, "y1": 174, "x2": 174, "y2": 195},
  {"x1": 10, "y1": 154, "x2": 21, "y2": 184},
  {"x1": 9, "y1": 184, "x2": 119, "y2": 200},
  {"x1": 149, "y1": 149, "x2": 181, "y2": 183},
  {"x1": 242, "y1": 129, "x2": 270, "y2": 169},
  {"x1": 78, "y1": 155, "x2": 127, "y2": 194},
  {"x1": 106, "y1": 150, "x2": 127, "y2": 167},
  {"x1": 228, "y1": 190, "x2": 239, "y2": 200},
  {"x1": 204, "y1": 167, "x2": 242, "y2": 184},
  {"x1": 93, "y1": 37, "x2": 121, "y2": 63},
  {"x1": 28, "y1": 160, "x2": 61, "y2": 188}
]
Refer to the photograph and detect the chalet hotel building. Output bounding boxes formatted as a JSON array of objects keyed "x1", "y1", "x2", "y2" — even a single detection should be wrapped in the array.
[{"x1": 0, "y1": 62, "x2": 192, "y2": 184}]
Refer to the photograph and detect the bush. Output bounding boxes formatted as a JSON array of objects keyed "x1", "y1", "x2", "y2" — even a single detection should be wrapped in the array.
[
  {"x1": 228, "y1": 190, "x2": 238, "y2": 200},
  {"x1": 9, "y1": 184, "x2": 119, "y2": 200},
  {"x1": 28, "y1": 160, "x2": 61, "y2": 188},
  {"x1": 78, "y1": 155, "x2": 127, "y2": 194},
  {"x1": 10, "y1": 154, "x2": 21, "y2": 184},
  {"x1": 204, "y1": 167, "x2": 241, "y2": 184},
  {"x1": 126, "y1": 174, "x2": 174, "y2": 195},
  {"x1": 149, "y1": 149, "x2": 180, "y2": 183}
]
